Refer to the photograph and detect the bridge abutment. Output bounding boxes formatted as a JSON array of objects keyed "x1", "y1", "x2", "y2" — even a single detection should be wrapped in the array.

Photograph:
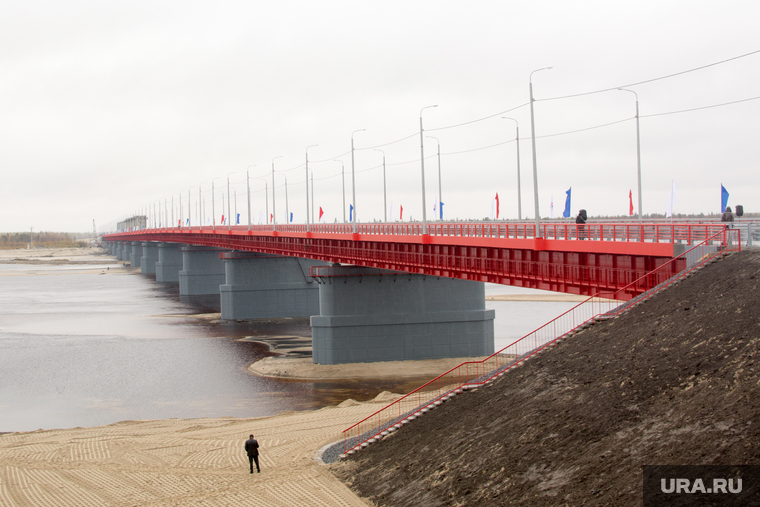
[
  {"x1": 219, "y1": 252, "x2": 325, "y2": 320},
  {"x1": 140, "y1": 242, "x2": 159, "y2": 274},
  {"x1": 310, "y1": 267, "x2": 495, "y2": 365},
  {"x1": 155, "y1": 243, "x2": 183, "y2": 283}
]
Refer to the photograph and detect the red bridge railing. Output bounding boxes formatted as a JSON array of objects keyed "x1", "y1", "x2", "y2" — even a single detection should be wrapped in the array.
[
  {"x1": 110, "y1": 220, "x2": 730, "y2": 245},
  {"x1": 339, "y1": 228, "x2": 741, "y2": 455}
]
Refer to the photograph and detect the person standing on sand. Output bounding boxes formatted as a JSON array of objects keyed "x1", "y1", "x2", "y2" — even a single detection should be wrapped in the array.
[{"x1": 245, "y1": 434, "x2": 260, "y2": 473}]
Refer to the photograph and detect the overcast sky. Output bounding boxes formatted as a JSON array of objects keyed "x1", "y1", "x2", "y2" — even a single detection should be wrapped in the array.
[{"x1": 2, "y1": 1, "x2": 759, "y2": 233}]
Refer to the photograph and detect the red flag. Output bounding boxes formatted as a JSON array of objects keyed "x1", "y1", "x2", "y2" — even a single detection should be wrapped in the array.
[
  {"x1": 629, "y1": 190, "x2": 634, "y2": 216},
  {"x1": 269, "y1": 213, "x2": 273, "y2": 223},
  {"x1": 319, "y1": 207, "x2": 324, "y2": 222},
  {"x1": 400, "y1": 205, "x2": 404, "y2": 220},
  {"x1": 495, "y1": 193, "x2": 500, "y2": 219},
  {"x1": 221, "y1": 214, "x2": 225, "y2": 225}
]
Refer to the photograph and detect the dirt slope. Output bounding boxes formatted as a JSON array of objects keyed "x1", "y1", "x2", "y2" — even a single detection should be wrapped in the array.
[{"x1": 331, "y1": 249, "x2": 760, "y2": 506}]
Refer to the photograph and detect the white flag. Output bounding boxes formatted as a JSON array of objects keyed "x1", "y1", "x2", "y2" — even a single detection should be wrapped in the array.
[
  {"x1": 550, "y1": 194, "x2": 554, "y2": 219},
  {"x1": 666, "y1": 180, "x2": 676, "y2": 218}
]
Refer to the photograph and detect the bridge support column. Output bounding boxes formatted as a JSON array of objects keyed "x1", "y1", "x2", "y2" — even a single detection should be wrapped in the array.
[
  {"x1": 140, "y1": 242, "x2": 159, "y2": 275},
  {"x1": 220, "y1": 252, "x2": 325, "y2": 320},
  {"x1": 155, "y1": 243, "x2": 183, "y2": 283},
  {"x1": 311, "y1": 267, "x2": 495, "y2": 365},
  {"x1": 129, "y1": 242, "x2": 143, "y2": 269},
  {"x1": 178, "y1": 246, "x2": 227, "y2": 304},
  {"x1": 114, "y1": 242, "x2": 123, "y2": 260},
  {"x1": 121, "y1": 243, "x2": 132, "y2": 264}
]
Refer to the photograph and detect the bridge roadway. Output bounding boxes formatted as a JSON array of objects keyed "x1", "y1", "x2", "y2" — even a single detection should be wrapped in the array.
[{"x1": 103, "y1": 220, "x2": 730, "y2": 300}]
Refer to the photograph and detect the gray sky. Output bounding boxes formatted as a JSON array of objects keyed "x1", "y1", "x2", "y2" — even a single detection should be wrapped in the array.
[{"x1": 2, "y1": 1, "x2": 759, "y2": 233}]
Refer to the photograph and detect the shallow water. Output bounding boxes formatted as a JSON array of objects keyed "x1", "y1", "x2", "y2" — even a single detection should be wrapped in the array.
[{"x1": 0, "y1": 263, "x2": 574, "y2": 433}]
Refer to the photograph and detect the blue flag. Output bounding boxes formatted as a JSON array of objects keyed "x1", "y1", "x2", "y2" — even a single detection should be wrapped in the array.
[
  {"x1": 349, "y1": 204, "x2": 354, "y2": 222},
  {"x1": 721, "y1": 184, "x2": 729, "y2": 213},
  {"x1": 236, "y1": 213, "x2": 240, "y2": 225},
  {"x1": 440, "y1": 202, "x2": 444, "y2": 220},
  {"x1": 289, "y1": 212, "x2": 293, "y2": 223},
  {"x1": 562, "y1": 187, "x2": 572, "y2": 218}
]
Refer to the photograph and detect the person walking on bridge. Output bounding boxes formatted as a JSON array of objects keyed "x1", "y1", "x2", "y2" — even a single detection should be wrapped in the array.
[
  {"x1": 245, "y1": 434, "x2": 260, "y2": 474},
  {"x1": 575, "y1": 209, "x2": 587, "y2": 240}
]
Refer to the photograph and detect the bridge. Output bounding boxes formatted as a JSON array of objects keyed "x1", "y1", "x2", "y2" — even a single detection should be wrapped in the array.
[{"x1": 103, "y1": 220, "x2": 741, "y2": 364}]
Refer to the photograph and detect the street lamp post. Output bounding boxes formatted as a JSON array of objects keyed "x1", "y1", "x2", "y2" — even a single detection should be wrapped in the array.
[
  {"x1": 227, "y1": 172, "x2": 236, "y2": 230},
  {"x1": 335, "y1": 160, "x2": 345, "y2": 223},
  {"x1": 374, "y1": 149, "x2": 387, "y2": 221},
  {"x1": 419, "y1": 105, "x2": 438, "y2": 234},
  {"x1": 503, "y1": 117, "x2": 522, "y2": 220},
  {"x1": 271, "y1": 156, "x2": 282, "y2": 230},
  {"x1": 426, "y1": 137, "x2": 442, "y2": 220},
  {"x1": 529, "y1": 67, "x2": 552, "y2": 237},
  {"x1": 351, "y1": 129, "x2": 365, "y2": 233},
  {"x1": 618, "y1": 88, "x2": 643, "y2": 220},
  {"x1": 211, "y1": 177, "x2": 221, "y2": 229},
  {"x1": 310, "y1": 171, "x2": 314, "y2": 223},
  {"x1": 246, "y1": 165, "x2": 256, "y2": 231},
  {"x1": 305, "y1": 145, "x2": 318, "y2": 232}
]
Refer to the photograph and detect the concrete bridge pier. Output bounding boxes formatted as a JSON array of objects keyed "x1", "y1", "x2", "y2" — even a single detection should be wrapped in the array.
[
  {"x1": 121, "y1": 243, "x2": 132, "y2": 264},
  {"x1": 129, "y1": 242, "x2": 143, "y2": 269},
  {"x1": 114, "y1": 242, "x2": 123, "y2": 260},
  {"x1": 310, "y1": 267, "x2": 495, "y2": 365},
  {"x1": 140, "y1": 242, "x2": 159, "y2": 275},
  {"x1": 155, "y1": 243, "x2": 184, "y2": 283},
  {"x1": 220, "y1": 252, "x2": 325, "y2": 320},
  {"x1": 178, "y1": 246, "x2": 227, "y2": 307}
]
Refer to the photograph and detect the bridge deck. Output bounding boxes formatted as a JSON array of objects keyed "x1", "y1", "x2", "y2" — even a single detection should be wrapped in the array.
[{"x1": 103, "y1": 221, "x2": 731, "y2": 300}]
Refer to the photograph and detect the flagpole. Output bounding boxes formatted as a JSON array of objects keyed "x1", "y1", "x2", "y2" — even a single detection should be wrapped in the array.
[
  {"x1": 335, "y1": 160, "x2": 346, "y2": 223},
  {"x1": 618, "y1": 88, "x2": 643, "y2": 220},
  {"x1": 271, "y1": 156, "x2": 282, "y2": 230}
]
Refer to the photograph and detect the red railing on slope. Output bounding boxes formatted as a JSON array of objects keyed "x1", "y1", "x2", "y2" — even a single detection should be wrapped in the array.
[{"x1": 340, "y1": 228, "x2": 741, "y2": 454}]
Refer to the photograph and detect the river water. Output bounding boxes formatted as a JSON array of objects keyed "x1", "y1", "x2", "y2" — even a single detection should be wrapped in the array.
[{"x1": 0, "y1": 262, "x2": 575, "y2": 433}]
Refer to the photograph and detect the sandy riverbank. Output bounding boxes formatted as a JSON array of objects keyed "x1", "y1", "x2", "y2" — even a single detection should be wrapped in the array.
[
  {"x1": 0, "y1": 245, "x2": 121, "y2": 265},
  {"x1": 0, "y1": 393, "x2": 401, "y2": 506}
]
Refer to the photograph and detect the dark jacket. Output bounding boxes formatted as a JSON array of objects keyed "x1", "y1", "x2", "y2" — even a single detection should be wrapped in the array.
[
  {"x1": 245, "y1": 438, "x2": 259, "y2": 456},
  {"x1": 721, "y1": 211, "x2": 734, "y2": 222},
  {"x1": 575, "y1": 209, "x2": 587, "y2": 224}
]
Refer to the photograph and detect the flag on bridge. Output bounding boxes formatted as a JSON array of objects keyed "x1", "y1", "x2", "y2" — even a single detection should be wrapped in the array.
[
  {"x1": 490, "y1": 194, "x2": 500, "y2": 219},
  {"x1": 289, "y1": 212, "x2": 293, "y2": 223},
  {"x1": 389, "y1": 201, "x2": 394, "y2": 222},
  {"x1": 319, "y1": 207, "x2": 325, "y2": 223},
  {"x1": 439, "y1": 202, "x2": 444, "y2": 219},
  {"x1": 721, "y1": 184, "x2": 730, "y2": 213},
  {"x1": 400, "y1": 205, "x2": 404, "y2": 221},
  {"x1": 629, "y1": 190, "x2": 634, "y2": 216},
  {"x1": 237, "y1": 213, "x2": 240, "y2": 225},
  {"x1": 221, "y1": 215, "x2": 225, "y2": 225},
  {"x1": 186, "y1": 218, "x2": 190, "y2": 226},
  {"x1": 666, "y1": 181, "x2": 676, "y2": 218},
  {"x1": 349, "y1": 204, "x2": 354, "y2": 222},
  {"x1": 550, "y1": 194, "x2": 554, "y2": 219},
  {"x1": 258, "y1": 212, "x2": 264, "y2": 224},
  {"x1": 562, "y1": 188, "x2": 571, "y2": 218}
]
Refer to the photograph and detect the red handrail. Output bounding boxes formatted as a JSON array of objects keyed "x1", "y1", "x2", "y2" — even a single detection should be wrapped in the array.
[{"x1": 340, "y1": 228, "x2": 741, "y2": 455}]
